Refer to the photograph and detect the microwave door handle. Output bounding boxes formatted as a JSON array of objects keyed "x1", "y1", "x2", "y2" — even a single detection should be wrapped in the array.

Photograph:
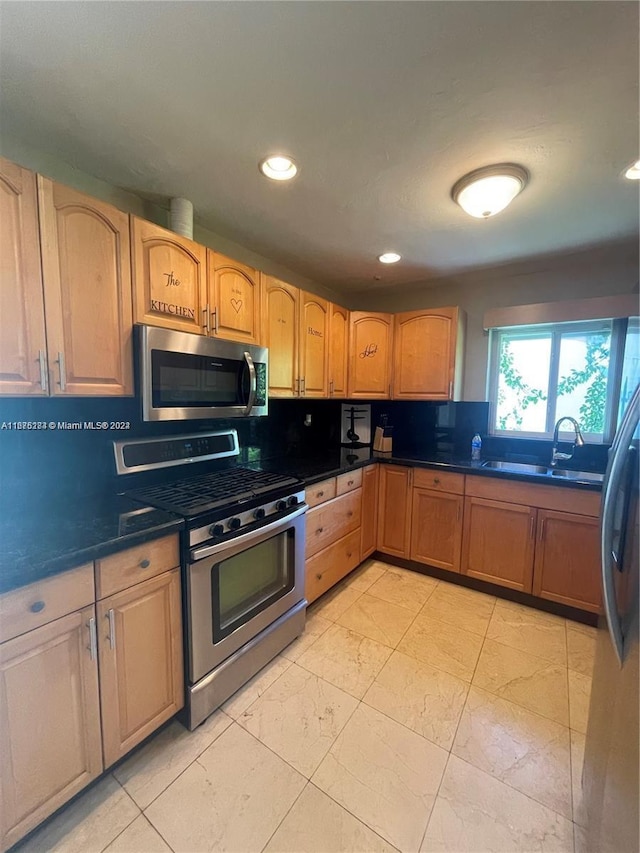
[{"x1": 244, "y1": 352, "x2": 257, "y2": 415}]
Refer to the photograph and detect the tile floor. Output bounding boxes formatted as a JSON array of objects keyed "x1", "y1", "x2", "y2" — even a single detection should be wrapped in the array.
[{"x1": 18, "y1": 560, "x2": 597, "y2": 853}]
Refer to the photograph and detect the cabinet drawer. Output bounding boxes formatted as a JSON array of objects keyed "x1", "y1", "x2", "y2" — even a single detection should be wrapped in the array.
[
  {"x1": 305, "y1": 477, "x2": 337, "y2": 508},
  {"x1": 336, "y1": 469, "x2": 363, "y2": 495},
  {"x1": 95, "y1": 535, "x2": 180, "y2": 599},
  {"x1": 413, "y1": 468, "x2": 464, "y2": 494},
  {"x1": 305, "y1": 529, "x2": 361, "y2": 604},
  {"x1": 0, "y1": 564, "x2": 95, "y2": 644},
  {"x1": 306, "y1": 490, "x2": 361, "y2": 558}
]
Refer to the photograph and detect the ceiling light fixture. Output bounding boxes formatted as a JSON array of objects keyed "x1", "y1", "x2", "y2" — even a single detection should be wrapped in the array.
[
  {"x1": 624, "y1": 159, "x2": 640, "y2": 180},
  {"x1": 378, "y1": 252, "x2": 401, "y2": 264},
  {"x1": 451, "y1": 164, "x2": 529, "y2": 219},
  {"x1": 259, "y1": 155, "x2": 298, "y2": 181}
]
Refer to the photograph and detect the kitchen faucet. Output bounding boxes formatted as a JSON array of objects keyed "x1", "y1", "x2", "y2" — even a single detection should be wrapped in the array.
[{"x1": 550, "y1": 416, "x2": 585, "y2": 467}]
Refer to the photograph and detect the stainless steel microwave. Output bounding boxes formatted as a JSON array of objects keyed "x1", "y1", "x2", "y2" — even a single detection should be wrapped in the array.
[{"x1": 136, "y1": 324, "x2": 268, "y2": 421}]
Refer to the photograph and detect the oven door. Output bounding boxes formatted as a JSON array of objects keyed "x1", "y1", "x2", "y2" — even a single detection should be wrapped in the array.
[{"x1": 187, "y1": 507, "x2": 306, "y2": 683}]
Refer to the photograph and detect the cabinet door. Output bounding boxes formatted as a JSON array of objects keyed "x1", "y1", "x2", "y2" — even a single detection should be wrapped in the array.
[
  {"x1": 377, "y1": 465, "x2": 412, "y2": 557},
  {"x1": 38, "y1": 179, "x2": 134, "y2": 396},
  {"x1": 299, "y1": 291, "x2": 329, "y2": 397},
  {"x1": 131, "y1": 217, "x2": 207, "y2": 335},
  {"x1": 461, "y1": 496, "x2": 535, "y2": 592},
  {"x1": 0, "y1": 159, "x2": 48, "y2": 395},
  {"x1": 533, "y1": 510, "x2": 601, "y2": 612},
  {"x1": 393, "y1": 308, "x2": 460, "y2": 400},
  {"x1": 411, "y1": 487, "x2": 463, "y2": 572},
  {"x1": 361, "y1": 464, "x2": 379, "y2": 559},
  {"x1": 0, "y1": 607, "x2": 102, "y2": 851},
  {"x1": 208, "y1": 251, "x2": 261, "y2": 344},
  {"x1": 262, "y1": 275, "x2": 299, "y2": 397},
  {"x1": 329, "y1": 303, "x2": 349, "y2": 397},
  {"x1": 348, "y1": 312, "x2": 393, "y2": 399},
  {"x1": 98, "y1": 569, "x2": 183, "y2": 768}
]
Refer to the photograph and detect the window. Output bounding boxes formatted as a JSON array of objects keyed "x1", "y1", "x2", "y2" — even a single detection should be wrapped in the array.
[{"x1": 488, "y1": 318, "x2": 636, "y2": 442}]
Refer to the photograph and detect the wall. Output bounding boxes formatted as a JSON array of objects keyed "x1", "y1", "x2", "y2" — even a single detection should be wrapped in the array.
[{"x1": 358, "y1": 240, "x2": 639, "y2": 400}]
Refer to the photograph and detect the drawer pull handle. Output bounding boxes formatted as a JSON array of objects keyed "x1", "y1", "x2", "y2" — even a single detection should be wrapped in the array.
[
  {"x1": 434, "y1": 478, "x2": 440, "y2": 484},
  {"x1": 316, "y1": 573, "x2": 323, "y2": 580},
  {"x1": 347, "y1": 511, "x2": 353, "y2": 517},
  {"x1": 346, "y1": 551, "x2": 352, "y2": 558},
  {"x1": 317, "y1": 491, "x2": 324, "y2": 497},
  {"x1": 30, "y1": 600, "x2": 45, "y2": 613},
  {"x1": 139, "y1": 559, "x2": 151, "y2": 569},
  {"x1": 347, "y1": 480, "x2": 354, "y2": 486},
  {"x1": 106, "y1": 608, "x2": 116, "y2": 650},
  {"x1": 317, "y1": 527, "x2": 324, "y2": 534},
  {"x1": 87, "y1": 617, "x2": 97, "y2": 660}
]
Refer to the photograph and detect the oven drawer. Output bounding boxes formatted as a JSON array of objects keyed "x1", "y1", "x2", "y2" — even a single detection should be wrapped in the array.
[
  {"x1": 0, "y1": 564, "x2": 95, "y2": 643},
  {"x1": 336, "y1": 469, "x2": 363, "y2": 495},
  {"x1": 306, "y1": 489, "x2": 361, "y2": 558},
  {"x1": 305, "y1": 477, "x2": 337, "y2": 508},
  {"x1": 95, "y1": 535, "x2": 180, "y2": 599},
  {"x1": 305, "y1": 529, "x2": 361, "y2": 604}
]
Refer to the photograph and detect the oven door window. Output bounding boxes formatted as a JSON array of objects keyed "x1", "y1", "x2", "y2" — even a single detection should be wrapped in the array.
[
  {"x1": 151, "y1": 349, "x2": 248, "y2": 407},
  {"x1": 212, "y1": 529, "x2": 294, "y2": 642}
]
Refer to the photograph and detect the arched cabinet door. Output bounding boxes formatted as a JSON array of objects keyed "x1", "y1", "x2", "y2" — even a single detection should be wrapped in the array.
[
  {"x1": 329, "y1": 303, "x2": 349, "y2": 398},
  {"x1": 262, "y1": 275, "x2": 300, "y2": 397},
  {"x1": 0, "y1": 159, "x2": 48, "y2": 395},
  {"x1": 393, "y1": 308, "x2": 464, "y2": 400},
  {"x1": 208, "y1": 251, "x2": 261, "y2": 344},
  {"x1": 39, "y1": 179, "x2": 133, "y2": 395},
  {"x1": 131, "y1": 217, "x2": 207, "y2": 336},
  {"x1": 299, "y1": 291, "x2": 329, "y2": 397},
  {"x1": 348, "y1": 312, "x2": 393, "y2": 399}
]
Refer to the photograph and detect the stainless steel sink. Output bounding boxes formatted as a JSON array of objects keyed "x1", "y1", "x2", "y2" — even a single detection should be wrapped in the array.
[
  {"x1": 550, "y1": 468, "x2": 604, "y2": 483},
  {"x1": 481, "y1": 460, "x2": 603, "y2": 484}
]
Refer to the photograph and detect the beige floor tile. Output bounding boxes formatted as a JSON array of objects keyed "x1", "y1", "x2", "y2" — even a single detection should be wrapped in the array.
[
  {"x1": 452, "y1": 686, "x2": 573, "y2": 819},
  {"x1": 103, "y1": 815, "x2": 171, "y2": 853},
  {"x1": 473, "y1": 638, "x2": 570, "y2": 726},
  {"x1": 364, "y1": 650, "x2": 469, "y2": 749},
  {"x1": 571, "y1": 729, "x2": 587, "y2": 828},
  {"x1": 312, "y1": 704, "x2": 448, "y2": 853},
  {"x1": 343, "y1": 559, "x2": 389, "y2": 592},
  {"x1": 16, "y1": 775, "x2": 140, "y2": 853},
  {"x1": 568, "y1": 669, "x2": 592, "y2": 734},
  {"x1": 567, "y1": 625, "x2": 596, "y2": 676},
  {"x1": 145, "y1": 724, "x2": 305, "y2": 853},
  {"x1": 114, "y1": 712, "x2": 231, "y2": 809},
  {"x1": 263, "y1": 783, "x2": 398, "y2": 853},
  {"x1": 281, "y1": 611, "x2": 332, "y2": 662},
  {"x1": 238, "y1": 663, "x2": 358, "y2": 777},
  {"x1": 367, "y1": 568, "x2": 437, "y2": 613},
  {"x1": 573, "y1": 822, "x2": 590, "y2": 853},
  {"x1": 568, "y1": 620, "x2": 598, "y2": 638},
  {"x1": 419, "y1": 582, "x2": 496, "y2": 637},
  {"x1": 336, "y1": 592, "x2": 417, "y2": 647},
  {"x1": 309, "y1": 584, "x2": 363, "y2": 621},
  {"x1": 397, "y1": 613, "x2": 484, "y2": 681},
  {"x1": 221, "y1": 655, "x2": 291, "y2": 719},
  {"x1": 487, "y1": 600, "x2": 568, "y2": 665},
  {"x1": 297, "y1": 623, "x2": 392, "y2": 699},
  {"x1": 421, "y1": 755, "x2": 574, "y2": 852}
]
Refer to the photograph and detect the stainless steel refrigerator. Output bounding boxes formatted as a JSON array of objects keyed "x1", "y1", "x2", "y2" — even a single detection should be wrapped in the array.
[{"x1": 583, "y1": 381, "x2": 639, "y2": 853}]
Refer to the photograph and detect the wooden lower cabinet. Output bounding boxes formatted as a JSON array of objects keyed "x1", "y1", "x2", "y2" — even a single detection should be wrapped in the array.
[
  {"x1": 377, "y1": 465, "x2": 412, "y2": 558},
  {"x1": 0, "y1": 606, "x2": 102, "y2": 851},
  {"x1": 461, "y1": 496, "x2": 536, "y2": 592},
  {"x1": 411, "y1": 488, "x2": 463, "y2": 572},
  {"x1": 305, "y1": 529, "x2": 361, "y2": 604},
  {"x1": 532, "y1": 510, "x2": 601, "y2": 612},
  {"x1": 361, "y1": 464, "x2": 379, "y2": 560},
  {"x1": 98, "y1": 568, "x2": 184, "y2": 767}
]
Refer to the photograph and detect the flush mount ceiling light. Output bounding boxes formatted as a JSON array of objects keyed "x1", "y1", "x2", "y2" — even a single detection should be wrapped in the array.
[
  {"x1": 378, "y1": 252, "x2": 401, "y2": 264},
  {"x1": 624, "y1": 159, "x2": 640, "y2": 180},
  {"x1": 259, "y1": 155, "x2": 298, "y2": 181},
  {"x1": 451, "y1": 164, "x2": 529, "y2": 219}
]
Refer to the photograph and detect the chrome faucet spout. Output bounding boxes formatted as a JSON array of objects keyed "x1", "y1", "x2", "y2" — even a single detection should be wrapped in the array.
[{"x1": 550, "y1": 417, "x2": 585, "y2": 467}]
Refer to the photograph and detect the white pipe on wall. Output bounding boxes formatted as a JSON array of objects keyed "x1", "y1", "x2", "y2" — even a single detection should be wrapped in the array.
[{"x1": 170, "y1": 197, "x2": 194, "y2": 239}]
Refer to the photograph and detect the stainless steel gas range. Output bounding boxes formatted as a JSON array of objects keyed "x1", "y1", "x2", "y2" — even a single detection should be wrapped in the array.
[{"x1": 113, "y1": 430, "x2": 307, "y2": 729}]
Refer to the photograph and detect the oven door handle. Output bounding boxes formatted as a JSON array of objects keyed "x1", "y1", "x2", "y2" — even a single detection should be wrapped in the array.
[
  {"x1": 190, "y1": 504, "x2": 308, "y2": 562},
  {"x1": 244, "y1": 352, "x2": 257, "y2": 416}
]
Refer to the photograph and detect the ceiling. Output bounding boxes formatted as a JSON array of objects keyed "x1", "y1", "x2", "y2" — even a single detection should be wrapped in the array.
[{"x1": 0, "y1": 1, "x2": 638, "y2": 293}]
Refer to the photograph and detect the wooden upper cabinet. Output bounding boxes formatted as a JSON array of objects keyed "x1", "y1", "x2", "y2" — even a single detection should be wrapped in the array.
[
  {"x1": 0, "y1": 159, "x2": 48, "y2": 396},
  {"x1": 262, "y1": 275, "x2": 299, "y2": 397},
  {"x1": 299, "y1": 291, "x2": 329, "y2": 397},
  {"x1": 348, "y1": 312, "x2": 393, "y2": 399},
  {"x1": 131, "y1": 217, "x2": 207, "y2": 335},
  {"x1": 38, "y1": 179, "x2": 133, "y2": 396},
  {"x1": 208, "y1": 251, "x2": 261, "y2": 344},
  {"x1": 393, "y1": 307, "x2": 464, "y2": 400},
  {"x1": 329, "y1": 303, "x2": 349, "y2": 397}
]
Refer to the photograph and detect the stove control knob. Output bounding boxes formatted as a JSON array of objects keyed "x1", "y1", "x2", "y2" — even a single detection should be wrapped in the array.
[
  {"x1": 254, "y1": 507, "x2": 266, "y2": 520},
  {"x1": 287, "y1": 495, "x2": 299, "y2": 507},
  {"x1": 227, "y1": 517, "x2": 241, "y2": 531},
  {"x1": 210, "y1": 523, "x2": 225, "y2": 537},
  {"x1": 275, "y1": 500, "x2": 287, "y2": 512}
]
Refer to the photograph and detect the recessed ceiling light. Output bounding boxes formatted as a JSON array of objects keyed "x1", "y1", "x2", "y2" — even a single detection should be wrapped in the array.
[
  {"x1": 259, "y1": 155, "x2": 298, "y2": 181},
  {"x1": 452, "y1": 164, "x2": 529, "y2": 219},
  {"x1": 624, "y1": 159, "x2": 640, "y2": 180},
  {"x1": 378, "y1": 252, "x2": 401, "y2": 264}
]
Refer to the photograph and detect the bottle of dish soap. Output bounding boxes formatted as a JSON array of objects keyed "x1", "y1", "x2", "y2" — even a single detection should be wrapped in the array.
[{"x1": 471, "y1": 433, "x2": 482, "y2": 461}]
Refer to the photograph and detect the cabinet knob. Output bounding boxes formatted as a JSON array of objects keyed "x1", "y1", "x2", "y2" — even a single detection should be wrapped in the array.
[
  {"x1": 317, "y1": 491, "x2": 324, "y2": 497},
  {"x1": 317, "y1": 527, "x2": 324, "y2": 534},
  {"x1": 347, "y1": 511, "x2": 353, "y2": 517},
  {"x1": 316, "y1": 573, "x2": 323, "y2": 580},
  {"x1": 434, "y1": 478, "x2": 440, "y2": 484},
  {"x1": 347, "y1": 480, "x2": 354, "y2": 486},
  {"x1": 346, "y1": 551, "x2": 352, "y2": 558},
  {"x1": 29, "y1": 600, "x2": 45, "y2": 613},
  {"x1": 139, "y1": 558, "x2": 151, "y2": 569}
]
